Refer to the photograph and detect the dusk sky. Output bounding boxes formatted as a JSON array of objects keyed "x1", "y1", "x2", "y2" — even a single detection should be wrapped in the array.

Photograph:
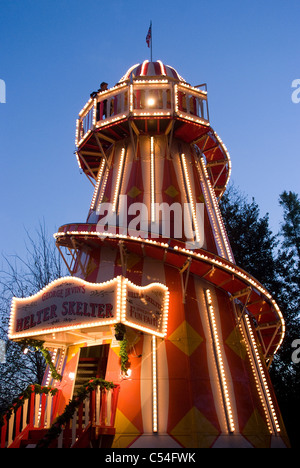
[{"x1": 0, "y1": 0, "x2": 299, "y2": 263}]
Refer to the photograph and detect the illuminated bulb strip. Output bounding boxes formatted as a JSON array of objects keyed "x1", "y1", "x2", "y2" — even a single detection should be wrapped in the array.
[
  {"x1": 75, "y1": 119, "x2": 80, "y2": 146},
  {"x1": 243, "y1": 314, "x2": 281, "y2": 434},
  {"x1": 90, "y1": 159, "x2": 106, "y2": 210},
  {"x1": 116, "y1": 276, "x2": 122, "y2": 322},
  {"x1": 129, "y1": 84, "x2": 133, "y2": 112},
  {"x1": 120, "y1": 277, "x2": 169, "y2": 338},
  {"x1": 200, "y1": 157, "x2": 234, "y2": 262},
  {"x1": 8, "y1": 276, "x2": 121, "y2": 339},
  {"x1": 134, "y1": 111, "x2": 171, "y2": 117},
  {"x1": 152, "y1": 335, "x2": 158, "y2": 432},
  {"x1": 174, "y1": 84, "x2": 179, "y2": 112},
  {"x1": 178, "y1": 113, "x2": 209, "y2": 126},
  {"x1": 52, "y1": 230, "x2": 285, "y2": 352},
  {"x1": 150, "y1": 137, "x2": 155, "y2": 222},
  {"x1": 44, "y1": 348, "x2": 58, "y2": 386},
  {"x1": 92, "y1": 98, "x2": 97, "y2": 125},
  {"x1": 181, "y1": 154, "x2": 201, "y2": 243},
  {"x1": 157, "y1": 60, "x2": 166, "y2": 76},
  {"x1": 239, "y1": 320, "x2": 273, "y2": 434},
  {"x1": 179, "y1": 82, "x2": 208, "y2": 95},
  {"x1": 134, "y1": 79, "x2": 169, "y2": 85},
  {"x1": 140, "y1": 60, "x2": 149, "y2": 76},
  {"x1": 119, "y1": 64, "x2": 139, "y2": 82},
  {"x1": 196, "y1": 160, "x2": 226, "y2": 258},
  {"x1": 96, "y1": 165, "x2": 109, "y2": 211},
  {"x1": 205, "y1": 289, "x2": 235, "y2": 433},
  {"x1": 112, "y1": 148, "x2": 125, "y2": 213}
]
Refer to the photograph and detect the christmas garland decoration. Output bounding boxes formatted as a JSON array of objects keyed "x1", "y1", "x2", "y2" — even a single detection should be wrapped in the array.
[
  {"x1": 18, "y1": 338, "x2": 62, "y2": 381},
  {"x1": 114, "y1": 323, "x2": 129, "y2": 375},
  {"x1": 36, "y1": 377, "x2": 116, "y2": 448},
  {"x1": 0, "y1": 384, "x2": 58, "y2": 428}
]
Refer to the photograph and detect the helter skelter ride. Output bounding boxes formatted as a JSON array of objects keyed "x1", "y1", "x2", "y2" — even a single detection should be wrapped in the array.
[{"x1": 5, "y1": 59, "x2": 290, "y2": 448}]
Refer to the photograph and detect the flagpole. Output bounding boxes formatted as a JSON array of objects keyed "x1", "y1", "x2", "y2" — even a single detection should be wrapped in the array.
[{"x1": 150, "y1": 20, "x2": 152, "y2": 62}]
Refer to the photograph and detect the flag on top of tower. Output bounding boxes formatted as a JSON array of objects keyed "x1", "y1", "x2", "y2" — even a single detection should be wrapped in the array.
[{"x1": 146, "y1": 22, "x2": 152, "y2": 47}]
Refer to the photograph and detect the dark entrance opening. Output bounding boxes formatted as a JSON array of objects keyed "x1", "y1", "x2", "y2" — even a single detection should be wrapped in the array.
[{"x1": 74, "y1": 344, "x2": 110, "y2": 394}]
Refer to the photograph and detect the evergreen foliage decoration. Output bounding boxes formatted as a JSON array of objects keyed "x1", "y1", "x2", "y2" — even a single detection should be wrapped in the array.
[
  {"x1": 114, "y1": 323, "x2": 129, "y2": 375},
  {"x1": 18, "y1": 338, "x2": 62, "y2": 381},
  {"x1": 0, "y1": 384, "x2": 58, "y2": 428},
  {"x1": 36, "y1": 378, "x2": 116, "y2": 448}
]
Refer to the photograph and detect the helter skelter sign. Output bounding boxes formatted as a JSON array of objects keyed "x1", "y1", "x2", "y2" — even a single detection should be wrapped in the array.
[{"x1": 8, "y1": 276, "x2": 169, "y2": 340}]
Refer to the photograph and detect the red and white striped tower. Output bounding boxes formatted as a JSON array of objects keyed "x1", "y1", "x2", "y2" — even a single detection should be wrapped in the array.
[{"x1": 9, "y1": 60, "x2": 289, "y2": 448}]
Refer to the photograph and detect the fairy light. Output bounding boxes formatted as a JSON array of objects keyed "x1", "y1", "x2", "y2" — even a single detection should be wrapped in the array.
[
  {"x1": 130, "y1": 84, "x2": 134, "y2": 112},
  {"x1": 96, "y1": 164, "x2": 109, "y2": 212},
  {"x1": 120, "y1": 277, "x2": 169, "y2": 338},
  {"x1": 150, "y1": 136, "x2": 155, "y2": 222},
  {"x1": 242, "y1": 314, "x2": 281, "y2": 434},
  {"x1": 52, "y1": 229, "x2": 285, "y2": 353},
  {"x1": 75, "y1": 119, "x2": 80, "y2": 146},
  {"x1": 92, "y1": 98, "x2": 97, "y2": 125},
  {"x1": 196, "y1": 158, "x2": 227, "y2": 258},
  {"x1": 152, "y1": 335, "x2": 158, "y2": 432},
  {"x1": 200, "y1": 157, "x2": 234, "y2": 262},
  {"x1": 119, "y1": 63, "x2": 140, "y2": 82},
  {"x1": 157, "y1": 60, "x2": 167, "y2": 76},
  {"x1": 116, "y1": 276, "x2": 122, "y2": 323},
  {"x1": 112, "y1": 148, "x2": 125, "y2": 213},
  {"x1": 90, "y1": 158, "x2": 106, "y2": 210},
  {"x1": 44, "y1": 348, "x2": 58, "y2": 386},
  {"x1": 9, "y1": 276, "x2": 121, "y2": 340},
  {"x1": 181, "y1": 153, "x2": 201, "y2": 244},
  {"x1": 140, "y1": 60, "x2": 149, "y2": 76},
  {"x1": 205, "y1": 289, "x2": 235, "y2": 433}
]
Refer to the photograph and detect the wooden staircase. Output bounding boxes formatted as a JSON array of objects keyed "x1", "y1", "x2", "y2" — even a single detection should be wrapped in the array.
[{"x1": 1, "y1": 380, "x2": 119, "y2": 448}]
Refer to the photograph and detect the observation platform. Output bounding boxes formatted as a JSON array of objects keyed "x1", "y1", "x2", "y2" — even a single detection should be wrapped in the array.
[{"x1": 75, "y1": 60, "x2": 231, "y2": 198}]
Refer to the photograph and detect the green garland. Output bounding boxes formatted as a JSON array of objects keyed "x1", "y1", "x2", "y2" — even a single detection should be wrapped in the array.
[
  {"x1": 36, "y1": 377, "x2": 116, "y2": 448},
  {"x1": 18, "y1": 338, "x2": 62, "y2": 381},
  {"x1": 119, "y1": 336, "x2": 129, "y2": 374},
  {"x1": 0, "y1": 384, "x2": 58, "y2": 428},
  {"x1": 114, "y1": 323, "x2": 129, "y2": 375}
]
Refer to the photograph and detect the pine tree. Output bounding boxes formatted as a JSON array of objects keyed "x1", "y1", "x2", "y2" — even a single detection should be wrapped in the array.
[{"x1": 219, "y1": 184, "x2": 278, "y2": 294}]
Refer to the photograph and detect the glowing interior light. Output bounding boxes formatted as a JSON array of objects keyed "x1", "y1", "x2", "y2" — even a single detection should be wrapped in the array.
[
  {"x1": 147, "y1": 97, "x2": 155, "y2": 107},
  {"x1": 150, "y1": 137, "x2": 155, "y2": 223},
  {"x1": 205, "y1": 289, "x2": 235, "y2": 433},
  {"x1": 112, "y1": 148, "x2": 125, "y2": 212},
  {"x1": 152, "y1": 335, "x2": 158, "y2": 432},
  {"x1": 181, "y1": 153, "x2": 201, "y2": 243}
]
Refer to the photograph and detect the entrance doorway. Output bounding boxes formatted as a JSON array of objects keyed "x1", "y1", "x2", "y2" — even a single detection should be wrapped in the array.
[{"x1": 73, "y1": 344, "x2": 110, "y2": 395}]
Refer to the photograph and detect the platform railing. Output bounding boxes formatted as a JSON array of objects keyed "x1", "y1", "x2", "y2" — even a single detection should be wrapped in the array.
[
  {"x1": 37, "y1": 381, "x2": 120, "y2": 448},
  {"x1": 57, "y1": 385, "x2": 120, "y2": 448},
  {"x1": 0, "y1": 385, "x2": 60, "y2": 448},
  {"x1": 76, "y1": 80, "x2": 209, "y2": 146}
]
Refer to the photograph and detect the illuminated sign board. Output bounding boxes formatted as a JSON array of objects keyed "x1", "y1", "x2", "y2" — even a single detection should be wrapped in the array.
[{"x1": 9, "y1": 276, "x2": 169, "y2": 339}]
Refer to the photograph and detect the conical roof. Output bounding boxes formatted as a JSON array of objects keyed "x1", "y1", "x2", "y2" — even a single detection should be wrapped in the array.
[{"x1": 119, "y1": 60, "x2": 186, "y2": 83}]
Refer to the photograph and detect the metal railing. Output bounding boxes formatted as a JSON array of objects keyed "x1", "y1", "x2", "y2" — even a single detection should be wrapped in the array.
[{"x1": 76, "y1": 80, "x2": 209, "y2": 146}]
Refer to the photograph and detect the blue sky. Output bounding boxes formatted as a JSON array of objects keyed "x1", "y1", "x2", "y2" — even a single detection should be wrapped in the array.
[{"x1": 0, "y1": 0, "x2": 299, "y2": 262}]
